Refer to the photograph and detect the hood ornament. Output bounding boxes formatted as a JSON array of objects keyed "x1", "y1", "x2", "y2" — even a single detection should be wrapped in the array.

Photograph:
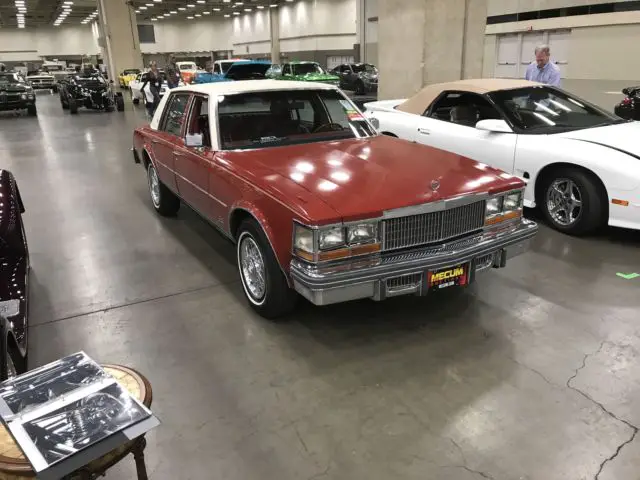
[{"x1": 430, "y1": 179, "x2": 440, "y2": 192}]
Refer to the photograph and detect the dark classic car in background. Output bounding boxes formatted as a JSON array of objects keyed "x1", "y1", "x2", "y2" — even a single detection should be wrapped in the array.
[
  {"x1": 132, "y1": 81, "x2": 538, "y2": 319},
  {"x1": 0, "y1": 170, "x2": 29, "y2": 379},
  {"x1": 614, "y1": 85, "x2": 640, "y2": 120},
  {"x1": 0, "y1": 72, "x2": 37, "y2": 116},
  {"x1": 330, "y1": 63, "x2": 378, "y2": 95},
  {"x1": 26, "y1": 70, "x2": 58, "y2": 92},
  {"x1": 59, "y1": 70, "x2": 125, "y2": 114}
]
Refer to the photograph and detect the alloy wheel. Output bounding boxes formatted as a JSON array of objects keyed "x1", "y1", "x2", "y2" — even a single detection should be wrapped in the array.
[
  {"x1": 546, "y1": 178, "x2": 583, "y2": 226},
  {"x1": 239, "y1": 234, "x2": 266, "y2": 303},
  {"x1": 148, "y1": 165, "x2": 161, "y2": 208}
]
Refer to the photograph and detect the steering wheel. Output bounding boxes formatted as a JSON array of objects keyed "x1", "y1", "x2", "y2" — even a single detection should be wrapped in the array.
[{"x1": 313, "y1": 123, "x2": 344, "y2": 133}]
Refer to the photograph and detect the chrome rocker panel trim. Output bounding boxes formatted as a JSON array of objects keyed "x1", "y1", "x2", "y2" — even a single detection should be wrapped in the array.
[{"x1": 290, "y1": 219, "x2": 538, "y2": 306}]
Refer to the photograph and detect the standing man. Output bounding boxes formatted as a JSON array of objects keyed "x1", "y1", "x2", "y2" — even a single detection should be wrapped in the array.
[
  {"x1": 524, "y1": 44, "x2": 561, "y2": 87},
  {"x1": 165, "y1": 55, "x2": 180, "y2": 89}
]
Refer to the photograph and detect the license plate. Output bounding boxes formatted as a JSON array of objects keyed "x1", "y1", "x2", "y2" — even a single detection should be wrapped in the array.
[{"x1": 428, "y1": 264, "x2": 468, "y2": 290}]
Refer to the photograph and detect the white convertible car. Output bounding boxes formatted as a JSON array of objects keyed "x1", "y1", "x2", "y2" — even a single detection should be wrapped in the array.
[{"x1": 364, "y1": 79, "x2": 640, "y2": 234}]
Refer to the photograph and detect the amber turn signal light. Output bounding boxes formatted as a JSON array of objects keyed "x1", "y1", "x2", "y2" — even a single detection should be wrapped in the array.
[
  {"x1": 611, "y1": 199, "x2": 629, "y2": 207},
  {"x1": 485, "y1": 210, "x2": 522, "y2": 226}
]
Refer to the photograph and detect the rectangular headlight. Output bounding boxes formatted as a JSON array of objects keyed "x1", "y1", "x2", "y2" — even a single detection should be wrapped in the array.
[
  {"x1": 485, "y1": 196, "x2": 503, "y2": 216},
  {"x1": 504, "y1": 191, "x2": 522, "y2": 211},
  {"x1": 347, "y1": 223, "x2": 377, "y2": 245},
  {"x1": 319, "y1": 226, "x2": 345, "y2": 250},
  {"x1": 293, "y1": 224, "x2": 314, "y2": 254}
]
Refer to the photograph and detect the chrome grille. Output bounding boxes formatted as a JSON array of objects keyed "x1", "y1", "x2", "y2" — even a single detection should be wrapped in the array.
[
  {"x1": 386, "y1": 273, "x2": 421, "y2": 291},
  {"x1": 383, "y1": 200, "x2": 485, "y2": 251}
]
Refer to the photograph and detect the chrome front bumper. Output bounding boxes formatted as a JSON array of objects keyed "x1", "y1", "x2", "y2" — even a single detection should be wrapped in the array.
[{"x1": 290, "y1": 219, "x2": 538, "y2": 306}]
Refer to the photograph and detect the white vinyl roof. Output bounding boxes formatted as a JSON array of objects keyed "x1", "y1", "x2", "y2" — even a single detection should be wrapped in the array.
[{"x1": 171, "y1": 79, "x2": 339, "y2": 96}]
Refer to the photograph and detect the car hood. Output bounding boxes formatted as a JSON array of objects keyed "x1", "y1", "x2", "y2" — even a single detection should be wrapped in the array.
[
  {"x1": 226, "y1": 135, "x2": 522, "y2": 222},
  {"x1": 0, "y1": 84, "x2": 27, "y2": 93},
  {"x1": 556, "y1": 122, "x2": 640, "y2": 158},
  {"x1": 292, "y1": 73, "x2": 340, "y2": 82}
]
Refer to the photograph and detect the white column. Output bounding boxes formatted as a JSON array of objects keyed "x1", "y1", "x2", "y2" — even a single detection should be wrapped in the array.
[
  {"x1": 270, "y1": 7, "x2": 280, "y2": 65},
  {"x1": 97, "y1": 0, "x2": 143, "y2": 84}
]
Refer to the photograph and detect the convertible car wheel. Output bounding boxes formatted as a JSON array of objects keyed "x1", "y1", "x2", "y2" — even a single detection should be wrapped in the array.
[
  {"x1": 27, "y1": 105, "x2": 37, "y2": 116},
  {"x1": 236, "y1": 219, "x2": 296, "y2": 319},
  {"x1": 541, "y1": 168, "x2": 604, "y2": 235},
  {"x1": 147, "y1": 163, "x2": 180, "y2": 216}
]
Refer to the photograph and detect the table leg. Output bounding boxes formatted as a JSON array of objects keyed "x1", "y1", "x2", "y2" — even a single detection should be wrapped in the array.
[{"x1": 132, "y1": 437, "x2": 148, "y2": 480}]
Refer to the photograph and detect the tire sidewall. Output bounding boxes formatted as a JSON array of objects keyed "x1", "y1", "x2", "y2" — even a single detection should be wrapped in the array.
[{"x1": 237, "y1": 230, "x2": 268, "y2": 307}]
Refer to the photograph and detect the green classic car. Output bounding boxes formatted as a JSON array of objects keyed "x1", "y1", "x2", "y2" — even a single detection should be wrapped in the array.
[{"x1": 267, "y1": 61, "x2": 340, "y2": 86}]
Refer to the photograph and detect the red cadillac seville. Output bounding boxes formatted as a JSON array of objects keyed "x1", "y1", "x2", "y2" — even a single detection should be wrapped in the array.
[{"x1": 132, "y1": 80, "x2": 538, "y2": 318}]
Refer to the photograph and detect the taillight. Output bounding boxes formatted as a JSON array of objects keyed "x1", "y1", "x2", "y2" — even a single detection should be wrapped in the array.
[{"x1": 622, "y1": 97, "x2": 632, "y2": 105}]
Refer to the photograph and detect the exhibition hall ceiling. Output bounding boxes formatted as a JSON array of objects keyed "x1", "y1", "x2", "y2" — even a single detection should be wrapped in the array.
[{"x1": 0, "y1": 0, "x2": 289, "y2": 27}]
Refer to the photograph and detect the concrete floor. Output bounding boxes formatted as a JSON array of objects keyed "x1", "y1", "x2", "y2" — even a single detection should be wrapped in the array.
[{"x1": 1, "y1": 87, "x2": 640, "y2": 480}]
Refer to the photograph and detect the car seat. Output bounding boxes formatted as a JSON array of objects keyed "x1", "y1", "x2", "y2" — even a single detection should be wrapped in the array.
[{"x1": 449, "y1": 104, "x2": 479, "y2": 127}]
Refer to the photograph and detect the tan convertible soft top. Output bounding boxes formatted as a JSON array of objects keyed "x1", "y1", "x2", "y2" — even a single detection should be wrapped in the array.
[{"x1": 396, "y1": 78, "x2": 542, "y2": 115}]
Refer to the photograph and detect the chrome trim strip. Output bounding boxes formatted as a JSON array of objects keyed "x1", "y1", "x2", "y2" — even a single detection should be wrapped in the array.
[
  {"x1": 382, "y1": 192, "x2": 489, "y2": 220},
  {"x1": 173, "y1": 171, "x2": 228, "y2": 207}
]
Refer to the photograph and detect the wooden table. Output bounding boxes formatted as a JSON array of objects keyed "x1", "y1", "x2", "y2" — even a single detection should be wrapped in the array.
[{"x1": 0, "y1": 365, "x2": 153, "y2": 480}]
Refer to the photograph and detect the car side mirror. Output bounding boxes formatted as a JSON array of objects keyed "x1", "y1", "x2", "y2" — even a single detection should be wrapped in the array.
[
  {"x1": 475, "y1": 119, "x2": 513, "y2": 133},
  {"x1": 369, "y1": 117, "x2": 380, "y2": 130},
  {"x1": 622, "y1": 87, "x2": 630, "y2": 95},
  {"x1": 185, "y1": 133, "x2": 203, "y2": 148}
]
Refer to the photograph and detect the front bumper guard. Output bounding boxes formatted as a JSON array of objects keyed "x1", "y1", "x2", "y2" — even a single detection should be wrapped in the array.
[{"x1": 290, "y1": 219, "x2": 538, "y2": 306}]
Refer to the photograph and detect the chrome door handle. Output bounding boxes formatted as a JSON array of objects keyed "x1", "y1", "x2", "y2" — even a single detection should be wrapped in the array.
[
  {"x1": 173, "y1": 151, "x2": 184, "y2": 157},
  {"x1": 417, "y1": 128, "x2": 430, "y2": 135},
  {"x1": 151, "y1": 139, "x2": 159, "y2": 144}
]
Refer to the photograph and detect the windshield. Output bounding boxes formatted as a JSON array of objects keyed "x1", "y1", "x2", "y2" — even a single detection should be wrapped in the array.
[
  {"x1": 124, "y1": 69, "x2": 140, "y2": 75},
  {"x1": 352, "y1": 64, "x2": 377, "y2": 74},
  {"x1": 45, "y1": 65, "x2": 63, "y2": 71},
  {"x1": 179, "y1": 63, "x2": 196, "y2": 71},
  {"x1": 220, "y1": 62, "x2": 237, "y2": 73},
  {"x1": 0, "y1": 74, "x2": 20, "y2": 84},
  {"x1": 218, "y1": 89, "x2": 375, "y2": 150},
  {"x1": 490, "y1": 86, "x2": 621, "y2": 133},
  {"x1": 76, "y1": 75, "x2": 106, "y2": 84},
  {"x1": 292, "y1": 63, "x2": 324, "y2": 76}
]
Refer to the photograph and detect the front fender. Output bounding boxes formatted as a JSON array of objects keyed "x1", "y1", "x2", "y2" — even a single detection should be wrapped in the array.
[{"x1": 228, "y1": 201, "x2": 293, "y2": 284}]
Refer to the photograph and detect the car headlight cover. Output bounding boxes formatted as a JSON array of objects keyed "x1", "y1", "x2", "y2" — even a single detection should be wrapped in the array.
[
  {"x1": 347, "y1": 223, "x2": 377, "y2": 244},
  {"x1": 293, "y1": 224, "x2": 314, "y2": 254},
  {"x1": 485, "y1": 197, "x2": 503, "y2": 216},
  {"x1": 504, "y1": 191, "x2": 522, "y2": 211},
  {"x1": 319, "y1": 226, "x2": 345, "y2": 250}
]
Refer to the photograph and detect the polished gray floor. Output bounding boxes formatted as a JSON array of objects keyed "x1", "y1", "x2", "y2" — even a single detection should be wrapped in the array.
[{"x1": 2, "y1": 88, "x2": 640, "y2": 480}]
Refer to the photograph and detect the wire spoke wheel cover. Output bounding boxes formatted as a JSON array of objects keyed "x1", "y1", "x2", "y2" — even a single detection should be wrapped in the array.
[
  {"x1": 546, "y1": 178, "x2": 583, "y2": 227},
  {"x1": 148, "y1": 165, "x2": 161, "y2": 208},
  {"x1": 238, "y1": 234, "x2": 267, "y2": 304}
]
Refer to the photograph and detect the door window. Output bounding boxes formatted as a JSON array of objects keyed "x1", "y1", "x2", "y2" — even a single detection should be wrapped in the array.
[
  {"x1": 282, "y1": 64, "x2": 292, "y2": 75},
  {"x1": 186, "y1": 95, "x2": 211, "y2": 147},
  {"x1": 161, "y1": 93, "x2": 191, "y2": 137},
  {"x1": 428, "y1": 92, "x2": 502, "y2": 127},
  {"x1": 213, "y1": 63, "x2": 221, "y2": 74}
]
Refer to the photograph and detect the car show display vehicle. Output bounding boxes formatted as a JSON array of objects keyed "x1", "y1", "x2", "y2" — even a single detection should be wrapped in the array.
[
  {"x1": 25, "y1": 70, "x2": 57, "y2": 92},
  {"x1": 193, "y1": 60, "x2": 271, "y2": 84},
  {"x1": 176, "y1": 61, "x2": 198, "y2": 84},
  {"x1": 267, "y1": 61, "x2": 340, "y2": 86},
  {"x1": 0, "y1": 169, "x2": 29, "y2": 379},
  {"x1": 58, "y1": 71, "x2": 124, "y2": 114},
  {"x1": 331, "y1": 63, "x2": 379, "y2": 94},
  {"x1": 0, "y1": 72, "x2": 37, "y2": 116},
  {"x1": 364, "y1": 79, "x2": 640, "y2": 234},
  {"x1": 118, "y1": 69, "x2": 142, "y2": 88},
  {"x1": 614, "y1": 85, "x2": 640, "y2": 120},
  {"x1": 132, "y1": 80, "x2": 538, "y2": 318},
  {"x1": 40, "y1": 61, "x2": 70, "y2": 84},
  {"x1": 129, "y1": 71, "x2": 184, "y2": 104}
]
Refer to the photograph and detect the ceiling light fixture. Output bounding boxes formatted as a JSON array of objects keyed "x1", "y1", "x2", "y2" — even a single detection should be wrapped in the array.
[
  {"x1": 203, "y1": 11, "x2": 211, "y2": 14},
  {"x1": 187, "y1": 16, "x2": 194, "y2": 19},
  {"x1": 224, "y1": 13, "x2": 230, "y2": 17}
]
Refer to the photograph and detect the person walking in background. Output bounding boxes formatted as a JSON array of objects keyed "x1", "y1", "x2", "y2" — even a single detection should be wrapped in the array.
[
  {"x1": 141, "y1": 61, "x2": 162, "y2": 118},
  {"x1": 525, "y1": 44, "x2": 561, "y2": 87},
  {"x1": 165, "y1": 55, "x2": 180, "y2": 89}
]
